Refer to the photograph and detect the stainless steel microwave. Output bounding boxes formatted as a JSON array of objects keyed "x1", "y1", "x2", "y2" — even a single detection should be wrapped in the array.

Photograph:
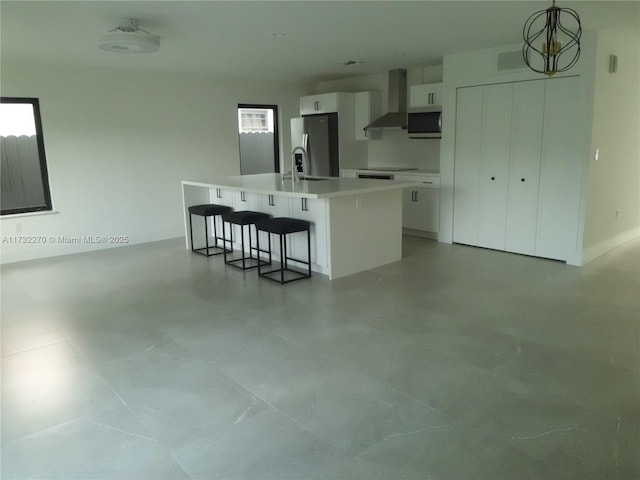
[{"x1": 407, "y1": 109, "x2": 442, "y2": 139}]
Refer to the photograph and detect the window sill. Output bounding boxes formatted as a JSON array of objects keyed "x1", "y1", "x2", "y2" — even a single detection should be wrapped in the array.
[{"x1": 1, "y1": 210, "x2": 58, "y2": 219}]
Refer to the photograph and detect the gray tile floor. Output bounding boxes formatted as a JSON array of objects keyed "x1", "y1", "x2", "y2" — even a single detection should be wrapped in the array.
[{"x1": 1, "y1": 236, "x2": 639, "y2": 480}]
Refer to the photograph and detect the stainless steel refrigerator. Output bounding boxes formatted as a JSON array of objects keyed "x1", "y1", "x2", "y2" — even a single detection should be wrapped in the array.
[{"x1": 290, "y1": 113, "x2": 340, "y2": 177}]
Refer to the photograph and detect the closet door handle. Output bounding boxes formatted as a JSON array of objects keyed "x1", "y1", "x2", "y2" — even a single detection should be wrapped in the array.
[{"x1": 414, "y1": 191, "x2": 419, "y2": 202}]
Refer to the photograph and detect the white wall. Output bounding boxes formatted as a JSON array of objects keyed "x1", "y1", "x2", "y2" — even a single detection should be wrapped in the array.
[
  {"x1": 582, "y1": 26, "x2": 640, "y2": 263},
  {"x1": 314, "y1": 66, "x2": 443, "y2": 171},
  {"x1": 0, "y1": 63, "x2": 306, "y2": 263}
]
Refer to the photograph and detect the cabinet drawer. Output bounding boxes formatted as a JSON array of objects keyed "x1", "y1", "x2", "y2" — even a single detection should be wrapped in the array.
[{"x1": 395, "y1": 175, "x2": 440, "y2": 189}]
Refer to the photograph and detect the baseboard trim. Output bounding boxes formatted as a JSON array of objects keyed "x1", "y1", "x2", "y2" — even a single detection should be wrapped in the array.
[
  {"x1": 402, "y1": 228, "x2": 438, "y2": 240},
  {"x1": 1, "y1": 231, "x2": 181, "y2": 265},
  {"x1": 582, "y1": 227, "x2": 640, "y2": 265}
]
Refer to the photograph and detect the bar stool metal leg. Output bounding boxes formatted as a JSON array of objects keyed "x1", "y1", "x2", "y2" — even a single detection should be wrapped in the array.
[{"x1": 189, "y1": 213, "x2": 195, "y2": 253}]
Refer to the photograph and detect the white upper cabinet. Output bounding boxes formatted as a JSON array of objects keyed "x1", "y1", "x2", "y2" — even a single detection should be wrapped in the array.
[
  {"x1": 296, "y1": 92, "x2": 367, "y2": 171},
  {"x1": 354, "y1": 91, "x2": 381, "y2": 141},
  {"x1": 300, "y1": 93, "x2": 339, "y2": 115},
  {"x1": 409, "y1": 82, "x2": 443, "y2": 109}
]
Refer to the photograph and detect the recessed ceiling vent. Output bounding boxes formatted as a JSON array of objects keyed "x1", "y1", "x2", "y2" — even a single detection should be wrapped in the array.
[
  {"x1": 99, "y1": 18, "x2": 160, "y2": 54},
  {"x1": 497, "y1": 51, "x2": 527, "y2": 71}
]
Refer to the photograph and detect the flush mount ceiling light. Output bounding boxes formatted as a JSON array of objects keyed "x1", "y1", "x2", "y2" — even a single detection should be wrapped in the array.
[
  {"x1": 522, "y1": 0, "x2": 581, "y2": 76},
  {"x1": 99, "y1": 18, "x2": 160, "y2": 54}
]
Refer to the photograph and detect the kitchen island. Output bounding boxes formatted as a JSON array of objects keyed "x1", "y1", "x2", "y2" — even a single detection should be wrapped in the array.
[{"x1": 181, "y1": 173, "x2": 419, "y2": 279}]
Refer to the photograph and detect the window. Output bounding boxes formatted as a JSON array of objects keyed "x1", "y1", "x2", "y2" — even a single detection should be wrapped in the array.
[
  {"x1": 237, "y1": 104, "x2": 280, "y2": 174},
  {"x1": 237, "y1": 108, "x2": 274, "y2": 133},
  {"x1": 0, "y1": 98, "x2": 52, "y2": 215}
]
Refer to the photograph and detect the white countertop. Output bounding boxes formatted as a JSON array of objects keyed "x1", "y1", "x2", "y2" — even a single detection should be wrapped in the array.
[{"x1": 183, "y1": 173, "x2": 420, "y2": 199}]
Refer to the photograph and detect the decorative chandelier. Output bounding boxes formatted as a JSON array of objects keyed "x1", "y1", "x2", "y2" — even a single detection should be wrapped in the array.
[{"x1": 522, "y1": 0, "x2": 582, "y2": 76}]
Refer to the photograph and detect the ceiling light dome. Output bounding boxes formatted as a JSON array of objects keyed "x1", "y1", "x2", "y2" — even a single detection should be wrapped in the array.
[{"x1": 99, "y1": 18, "x2": 159, "y2": 54}]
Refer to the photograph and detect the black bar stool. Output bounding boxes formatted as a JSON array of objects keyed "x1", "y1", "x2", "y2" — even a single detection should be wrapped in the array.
[
  {"x1": 221, "y1": 211, "x2": 271, "y2": 270},
  {"x1": 255, "y1": 217, "x2": 312, "y2": 284},
  {"x1": 188, "y1": 204, "x2": 233, "y2": 256}
]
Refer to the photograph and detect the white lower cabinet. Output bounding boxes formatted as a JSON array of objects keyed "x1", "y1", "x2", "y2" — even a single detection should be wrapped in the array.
[
  {"x1": 254, "y1": 194, "x2": 290, "y2": 255},
  {"x1": 209, "y1": 188, "x2": 236, "y2": 243},
  {"x1": 453, "y1": 76, "x2": 583, "y2": 261},
  {"x1": 401, "y1": 187, "x2": 439, "y2": 232},
  {"x1": 211, "y1": 187, "x2": 234, "y2": 208},
  {"x1": 396, "y1": 175, "x2": 440, "y2": 234},
  {"x1": 288, "y1": 197, "x2": 328, "y2": 269},
  {"x1": 232, "y1": 190, "x2": 260, "y2": 210},
  {"x1": 242, "y1": 194, "x2": 328, "y2": 272}
]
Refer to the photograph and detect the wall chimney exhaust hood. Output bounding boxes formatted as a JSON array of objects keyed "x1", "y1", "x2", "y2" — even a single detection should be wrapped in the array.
[{"x1": 364, "y1": 69, "x2": 407, "y2": 131}]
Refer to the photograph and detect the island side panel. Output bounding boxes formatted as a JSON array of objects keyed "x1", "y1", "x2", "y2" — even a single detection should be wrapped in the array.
[
  {"x1": 326, "y1": 189, "x2": 403, "y2": 279},
  {"x1": 181, "y1": 183, "x2": 216, "y2": 250}
]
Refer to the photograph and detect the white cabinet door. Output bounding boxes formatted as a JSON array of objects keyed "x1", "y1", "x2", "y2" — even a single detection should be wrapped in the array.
[
  {"x1": 254, "y1": 194, "x2": 290, "y2": 254},
  {"x1": 211, "y1": 187, "x2": 234, "y2": 208},
  {"x1": 453, "y1": 86, "x2": 483, "y2": 246},
  {"x1": 300, "y1": 93, "x2": 339, "y2": 115},
  {"x1": 354, "y1": 91, "x2": 381, "y2": 140},
  {"x1": 505, "y1": 80, "x2": 545, "y2": 255},
  {"x1": 396, "y1": 175, "x2": 440, "y2": 233},
  {"x1": 535, "y1": 76, "x2": 583, "y2": 261},
  {"x1": 401, "y1": 187, "x2": 439, "y2": 232},
  {"x1": 289, "y1": 197, "x2": 328, "y2": 269},
  {"x1": 409, "y1": 83, "x2": 443, "y2": 109},
  {"x1": 477, "y1": 83, "x2": 512, "y2": 251},
  {"x1": 232, "y1": 190, "x2": 260, "y2": 211}
]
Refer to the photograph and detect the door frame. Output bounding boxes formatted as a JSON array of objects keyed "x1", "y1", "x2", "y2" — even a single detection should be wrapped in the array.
[{"x1": 237, "y1": 103, "x2": 280, "y2": 173}]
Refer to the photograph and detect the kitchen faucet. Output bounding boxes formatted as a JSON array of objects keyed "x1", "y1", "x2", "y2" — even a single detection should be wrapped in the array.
[{"x1": 290, "y1": 146, "x2": 308, "y2": 181}]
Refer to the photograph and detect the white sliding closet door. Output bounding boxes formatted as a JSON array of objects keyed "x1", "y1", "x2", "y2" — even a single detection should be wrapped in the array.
[
  {"x1": 477, "y1": 83, "x2": 513, "y2": 251},
  {"x1": 505, "y1": 80, "x2": 545, "y2": 255},
  {"x1": 453, "y1": 76, "x2": 585, "y2": 263},
  {"x1": 536, "y1": 76, "x2": 583, "y2": 260},
  {"x1": 453, "y1": 86, "x2": 483, "y2": 246}
]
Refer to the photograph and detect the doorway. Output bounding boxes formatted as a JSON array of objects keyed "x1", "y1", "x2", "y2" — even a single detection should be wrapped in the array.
[{"x1": 237, "y1": 104, "x2": 280, "y2": 174}]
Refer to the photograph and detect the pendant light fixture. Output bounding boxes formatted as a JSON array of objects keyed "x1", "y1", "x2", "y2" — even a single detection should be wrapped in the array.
[
  {"x1": 99, "y1": 18, "x2": 160, "y2": 54},
  {"x1": 522, "y1": 0, "x2": 582, "y2": 76}
]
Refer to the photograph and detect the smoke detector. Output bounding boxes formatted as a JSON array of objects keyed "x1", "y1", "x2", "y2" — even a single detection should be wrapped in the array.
[{"x1": 99, "y1": 18, "x2": 160, "y2": 54}]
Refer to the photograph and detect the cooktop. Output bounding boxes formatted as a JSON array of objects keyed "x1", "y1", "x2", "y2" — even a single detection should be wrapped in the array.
[{"x1": 358, "y1": 167, "x2": 418, "y2": 172}]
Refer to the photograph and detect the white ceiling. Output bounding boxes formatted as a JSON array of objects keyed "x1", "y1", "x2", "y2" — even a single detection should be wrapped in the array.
[{"x1": 1, "y1": 1, "x2": 638, "y2": 84}]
